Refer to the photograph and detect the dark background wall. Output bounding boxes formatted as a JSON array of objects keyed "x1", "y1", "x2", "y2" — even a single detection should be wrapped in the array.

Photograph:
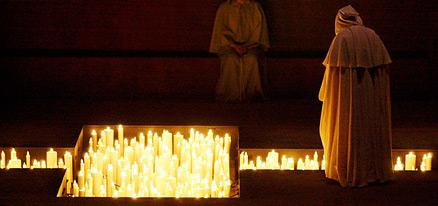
[{"x1": 0, "y1": 0, "x2": 436, "y2": 100}]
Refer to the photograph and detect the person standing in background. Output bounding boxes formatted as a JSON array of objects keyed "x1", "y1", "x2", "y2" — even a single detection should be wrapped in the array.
[{"x1": 210, "y1": 0, "x2": 270, "y2": 102}]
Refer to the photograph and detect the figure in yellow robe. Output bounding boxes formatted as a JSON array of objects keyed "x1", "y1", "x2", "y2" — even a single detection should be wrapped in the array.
[
  {"x1": 209, "y1": 0, "x2": 270, "y2": 102},
  {"x1": 319, "y1": 5, "x2": 393, "y2": 187}
]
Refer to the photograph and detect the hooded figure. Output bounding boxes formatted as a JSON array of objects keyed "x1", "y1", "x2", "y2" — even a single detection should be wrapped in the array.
[
  {"x1": 210, "y1": 0, "x2": 270, "y2": 102},
  {"x1": 319, "y1": 5, "x2": 393, "y2": 187}
]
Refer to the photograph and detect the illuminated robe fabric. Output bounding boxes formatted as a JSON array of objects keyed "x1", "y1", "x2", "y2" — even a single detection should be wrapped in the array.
[
  {"x1": 319, "y1": 5, "x2": 393, "y2": 187},
  {"x1": 209, "y1": 0, "x2": 270, "y2": 101}
]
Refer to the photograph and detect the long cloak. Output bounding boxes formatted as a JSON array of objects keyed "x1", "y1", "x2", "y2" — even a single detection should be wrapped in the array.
[{"x1": 319, "y1": 6, "x2": 393, "y2": 187}]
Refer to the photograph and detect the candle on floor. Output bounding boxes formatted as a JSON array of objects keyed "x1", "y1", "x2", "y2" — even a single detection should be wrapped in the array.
[
  {"x1": 26, "y1": 151, "x2": 30, "y2": 169},
  {"x1": 47, "y1": 148, "x2": 57, "y2": 168},
  {"x1": 1, "y1": 150, "x2": 5, "y2": 169},
  {"x1": 405, "y1": 152, "x2": 416, "y2": 171},
  {"x1": 105, "y1": 127, "x2": 114, "y2": 148},
  {"x1": 426, "y1": 153, "x2": 432, "y2": 171},
  {"x1": 73, "y1": 180, "x2": 79, "y2": 197},
  {"x1": 420, "y1": 153, "x2": 432, "y2": 172},
  {"x1": 394, "y1": 156, "x2": 404, "y2": 171},
  {"x1": 118, "y1": 125, "x2": 124, "y2": 156},
  {"x1": 65, "y1": 151, "x2": 73, "y2": 194},
  {"x1": 8, "y1": 148, "x2": 21, "y2": 169}
]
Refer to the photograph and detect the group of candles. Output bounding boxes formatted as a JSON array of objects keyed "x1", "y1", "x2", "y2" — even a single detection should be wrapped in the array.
[
  {"x1": 70, "y1": 126, "x2": 232, "y2": 198},
  {"x1": 393, "y1": 152, "x2": 433, "y2": 172},
  {"x1": 0, "y1": 148, "x2": 72, "y2": 172},
  {"x1": 239, "y1": 150, "x2": 325, "y2": 171},
  {"x1": 240, "y1": 150, "x2": 433, "y2": 172}
]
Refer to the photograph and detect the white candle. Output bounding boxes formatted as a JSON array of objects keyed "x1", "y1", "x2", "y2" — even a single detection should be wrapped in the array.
[
  {"x1": 393, "y1": 156, "x2": 403, "y2": 171},
  {"x1": 26, "y1": 151, "x2": 30, "y2": 168},
  {"x1": 174, "y1": 132, "x2": 183, "y2": 157},
  {"x1": 224, "y1": 134, "x2": 231, "y2": 154},
  {"x1": 421, "y1": 153, "x2": 432, "y2": 172},
  {"x1": 91, "y1": 167, "x2": 101, "y2": 196},
  {"x1": 8, "y1": 148, "x2": 21, "y2": 169},
  {"x1": 58, "y1": 158, "x2": 65, "y2": 169},
  {"x1": 304, "y1": 155, "x2": 310, "y2": 170},
  {"x1": 32, "y1": 159, "x2": 38, "y2": 169},
  {"x1": 426, "y1": 153, "x2": 432, "y2": 171},
  {"x1": 118, "y1": 125, "x2": 124, "y2": 156},
  {"x1": 1, "y1": 150, "x2": 5, "y2": 169},
  {"x1": 100, "y1": 131, "x2": 107, "y2": 149},
  {"x1": 11, "y1": 148, "x2": 17, "y2": 160},
  {"x1": 46, "y1": 148, "x2": 57, "y2": 168},
  {"x1": 405, "y1": 152, "x2": 416, "y2": 171},
  {"x1": 84, "y1": 152, "x2": 90, "y2": 181},
  {"x1": 73, "y1": 181, "x2": 79, "y2": 197},
  {"x1": 107, "y1": 164, "x2": 113, "y2": 197},
  {"x1": 105, "y1": 127, "x2": 114, "y2": 148},
  {"x1": 78, "y1": 170, "x2": 85, "y2": 191},
  {"x1": 281, "y1": 155, "x2": 287, "y2": 170},
  {"x1": 64, "y1": 152, "x2": 73, "y2": 193},
  {"x1": 139, "y1": 132, "x2": 145, "y2": 147},
  {"x1": 287, "y1": 158, "x2": 294, "y2": 170}
]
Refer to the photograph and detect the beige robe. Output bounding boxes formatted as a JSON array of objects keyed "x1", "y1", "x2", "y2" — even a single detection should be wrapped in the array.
[
  {"x1": 319, "y1": 10, "x2": 393, "y2": 186},
  {"x1": 210, "y1": 0, "x2": 270, "y2": 102}
]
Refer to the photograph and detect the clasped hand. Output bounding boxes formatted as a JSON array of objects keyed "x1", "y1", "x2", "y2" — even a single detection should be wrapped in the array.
[{"x1": 231, "y1": 44, "x2": 248, "y2": 56}]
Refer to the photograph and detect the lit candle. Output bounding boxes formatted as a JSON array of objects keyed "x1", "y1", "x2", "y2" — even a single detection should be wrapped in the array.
[
  {"x1": 287, "y1": 157, "x2": 294, "y2": 170},
  {"x1": 73, "y1": 180, "x2": 79, "y2": 197},
  {"x1": 394, "y1": 156, "x2": 404, "y2": 171},
  {"x1": 281, "y1": 155, "x2": 287, "y2": 170},
  {"x1": 405, "y1": 152, "x2": 416, "y2": 171},
  {"x1": 100, "y1": 131, "x2": 107, "y2": 149},
  {"x1": 147, "y1": 131, "x2": 153, "y2": 147},
  {"x1": 91, "y1": 167, "x2": 102, "y2": 196},
  {"x1": 32, "y1": 159, "x2": 38, "y2": 169},
  {"x1": 9, "y1": 148, "x2": 21, "y2": 168},
  {"x1": 139, "y1": 132, "x2": 145, "y2": 147},
  {"x1": 59, "y1": 158, "x2": 65, "y2": 169},
  {"x1": 224, "y1": 133, "x2": 231, "y2": 154},
  {"x1": 11, "y1": 148, "x2": 17, "y2": 160},
  {"x1": 64, "y1": 152, "x2": 73, "y2": 194},
  {"x1": 1, "y1": 150, "x2": 5, "y2": 169},
  {"x1": 420, "y1": 153, "x2": 432, "y2": 172},
  {"x1": 26, "y1": 151, "x2": 30, "y2": 168},
  {"x1": 46, "y1": 148, "x2": 57, "y2": 168},
  {"x1": 304, "y1": 155, "x2": 310, "y2": 170},
  {"x1": 78, "y1": 169, "x2": 85, "y2": 191},
  {"x1": 107, "y1": 164, "x2": 113, "y2": 197},
  {"x1": 105, "y1": 127, "x2": 114, "y2": 148},
  {"x1": 118, "y1": 125, "x2": 124, "y2": 156},
  {"x1": 174, "y1": 132, "x2": 183, "y2": 157},
  {"x1": 84, "y1": 153, "x2": 90, "y2": 181},
  {"x1": 426, "y1": 153, "x2": 432, "y2": 171}
]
